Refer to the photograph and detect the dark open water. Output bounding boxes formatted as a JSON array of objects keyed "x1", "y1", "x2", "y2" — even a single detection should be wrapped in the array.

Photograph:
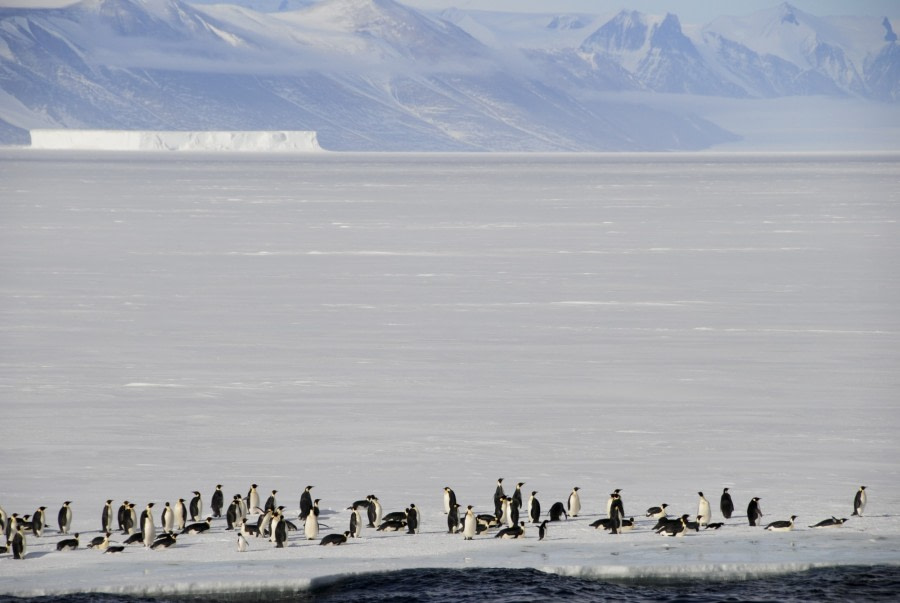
[{"x1": 2, "y1": 566, "x2": 899, "y2": 603}]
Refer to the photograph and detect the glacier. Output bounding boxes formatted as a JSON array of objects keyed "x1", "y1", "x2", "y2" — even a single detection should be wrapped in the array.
[{"x1": 29, "y1": 129, "x2": 323, "y2": 152}]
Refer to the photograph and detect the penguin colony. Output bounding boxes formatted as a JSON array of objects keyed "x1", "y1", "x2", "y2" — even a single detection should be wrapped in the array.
[{"x1": 0, "y1": 484, "x2": 868, "y2": 559}]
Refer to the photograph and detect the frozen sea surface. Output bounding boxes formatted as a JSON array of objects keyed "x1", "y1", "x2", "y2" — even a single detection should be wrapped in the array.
[{"x1": 0, "y1": 151, "x2": 898, "y2": 596}]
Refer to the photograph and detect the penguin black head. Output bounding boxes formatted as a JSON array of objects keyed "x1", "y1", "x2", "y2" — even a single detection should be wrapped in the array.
[
  {"x1": 64, "y1": 501, "x2": 72, "y2": 505},
  {"x1": 573, "y1": 487, "x2": 580, "y2": 492},
  {"x1": 147, "y1": 502, "x2": 155, "y2": 508}
]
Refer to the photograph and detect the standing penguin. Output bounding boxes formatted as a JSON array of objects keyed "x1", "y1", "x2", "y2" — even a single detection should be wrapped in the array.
[
  {"x1": 568, "y1": 487, "x2": 581, "y2": 517},
  {"x1": 493, "y1": 478, "x2": 505, "y2": 516},
  {"x1": 349, "y1": 504, "x2": 363, "y2": 538},
  {"x1": 174, "y1": 499, "x2": 187, "y2": 531},
  {"x1": 609, "y1": 493, "x2": 625, "y2": 534},
  {"x1": 443, "y1": 487, "x2": 457, "y2": 514},
  {"x1": 11, "y1": 525, "x2": 26, "y2": 559},
  {"x1": 265, "y1": 490, "x2": 278, "y2": 514},
  {"x1": 101, "y1": 500, "x2": 114, "y2": 534},
  {"x1": 498, "y1": 496, "x2": 510, "y2": 527},
  {"x1": 226, "y1": 496, "x2": 240, "y2": 531},
  {"x1": 697, "y1": 492, "x2": 711, "y2": 526},
  {"x1": 32, "y1": 507, "x2": 46, "y2": 537},
  {"x1": 407, "y1": 504, "x2": 420, "y2": 534},
  {"x1": 142, "y1": 503, "x2": 156, "y2": 547},
  {"x1": 273, "y1": 510, "x2": 287, "y2": 548},
  {"x1": 247, "y1": 484, "x2": 260, "y2": 514},
  {"x1": 509, "y1": 496, "x2": 520, "y2": 526},
  {"x1": 538, "y1": 519, "x2": 549, "y2": 541},
  {"x1": 606, "y1": 490, "x2": 622, "y2": 517},
  {"x1": 462, "y1": 505, "x2": 477, "y2": 540},
  {"x1": 852, "y1": 486, "x2": 867, "y2": 517},
  {"x1": 58, "y1": 501, "x2": 73, "y2": 535},
  {"x1": 125, "y1": 503, "x2": 138, "y2": 535},
  {"x1": 366, "y1": 495, "x2": 381, "y2": 528},
  {"x1": 299, "y1": 486, "x2": 314, "y2": 520},
  {"x1": 237, "y1": 532, "x2": 249, "y2": 552},
  {"x1": 747, "y1": 497, "x2": 763, "y2": 526},
  {"x1": 304, "y1": 499, "x2": 320, "y2": 540},
  {"x1": 512, "y1": 482, "x2": 525, "y2": 511},
  {"x1": 189, "y1": 491, "x2": 203, "y2": 521},
  {"x1": 117, "y1": 501, "x2": 130, "y2": 533},
  {"x1": 269, "y1": 508, "x2": 282, "y2": 543},
  {"x1": 447, "y1": 503, "x2": 460, "y2": 534},
  {"x1": 211, "y1": 485, "x2": 224, "y2": 518},
  {"x1": 720, "y1": 488, "x2": 734, "y2": 519},
  {"x1": 161, "y1": 502, "x2": 174, "y2": 533},
  {"x1": 528, "y1": 491, "x2": 541, "y2": 523}
]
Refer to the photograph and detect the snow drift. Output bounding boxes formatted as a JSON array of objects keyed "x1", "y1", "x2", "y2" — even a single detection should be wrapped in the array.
[{"x1": 29, "y1": 129, "x2": 323, "y2": 152}]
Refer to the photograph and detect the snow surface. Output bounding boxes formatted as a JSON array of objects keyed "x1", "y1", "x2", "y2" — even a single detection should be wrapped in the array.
[
  {"x1": 0, "y1": 150, "x2": 898, "y2": 596},
  {"x1": 29, "y1": 130, "x2": 323, "y2": 152}
]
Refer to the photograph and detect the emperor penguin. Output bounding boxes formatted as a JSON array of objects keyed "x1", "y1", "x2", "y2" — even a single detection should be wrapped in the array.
[
  {"x1": 443, "y1": 487, "x2": 457, "y2": 514},
  {"x1": 493, "y1": 478, "x2": 505, "y2": 516},
  {"x1": 407, "y1": 504, "x2": 420, "y2": 534},
  {"x1": 697, "y1": 492, "x2": 711, "y2": 526},
  {"x1": 765, "y1": 515, "x2": 797, "y2": 532},
  {"x1": 237, "y1": 532, "x2": 249, "y2": 552},
  {"x1": 11, "y1": 525, "x2": 26, "y2": 559},
  {"x1": 174, "y1": 499, "x2": 187, "y2": 531},
  {"x1": 549, "y1": 501, "x2": 567, "y2": 521},
  {"x1": 226, "y1": 496, "x2": 240, "y2": 531},
  {"x1": 609, "y1": 493, "x2": 625, "y2": 534},
  {"x1": 720, "y1": 488, "x2": 734, "y2": 519},
  {"x1": 273, "y1": 510, "x2": 288, "y2": 548},
  {"x1": 189, "y1": 491, "x2": 203, "y2": 521},
  {"x1": 162, "y1": 502, "x2": 174, "y2": 533},
  {"x1": 304, "y1": 499, "x2": 320, "y2": 540},
  {"x1": 258, "y1": 509, "x2": 274, "y2": 537},
  {"x1": 248, "y1": 484, "x2": 260, "y2": 514},
  {"x1": 32, "y1": 507, "x2": 46, "y2": 537},
  {"x1": 127, "y1": 504, "x2": 138, "y2": 535},
  {"x1": 349, "y1": 504, "x2": 363, "y2": 538},
  {"x1": 606, "y1": 489, "x2": 622, "y2": 517},
  {"x1": 495, "y1": 521, "x2": 526, "y2": 539},
  {"x1": 367, "y1": 495, "x2": 382, "y2": 528},
  {"x1": 512, "y1": 482, "x2": 525, "y2": 510},
  {"x1": 265, "y1": 490, "x2": 278, "y2": 514},
  {"x1": 88, "y1": 532, "x2": 110, "y2": 550},
  {"x1": 447, "y1": 503, "x2": 460, "y2": 534},
  {"x1": 58, "y1": 501, "x2": 73, "y2": 535},
  {"x1": 117, "y1": 501, "x2": 130, "y2": 533},
  {"x1": 237, "y1": 493, "x2": 248, "y2": 519},
  {"x1": 509, "y1": 496, "x2": 520, "y2": 526},
  {"x1": 528, "y1": 491, "x2": 541, "y2": 523},
  {"x1": 56, "y1": 533, "x2": 79, "y2": 551},
  {"x1": 462, "y1": 505, "x2": 477, "y2": 540},
  {"x1": 852, "y1": 486, "x2": 867, "y2": 517},
  {"x1": 538, "y1": 519, "x2": 549, "y2": 541},
  {"x1": 101, "y1": 500, "x2": 114, "y2": 534},
  {"x1": 568, "y1": 487, "x2": 581, "y2": 517},
  {"x1": 142, "y1": 503, "x2": 156, "y2": 547},
  {"x1": 299, "y1": 486, "x2": 314, "y2": 520},
  {"x1": 269, "y1": 508, "x2": 282, "y2": 543},
  {"x1": 211, "y1": 485, "x2": 224, "y2": 518},
  {"x1": 500, "y1": 497, "x2": 512, "y2": 527},
  {"x1": 646, "y1": 504, "x2": 668, "y2": 519},
  {"x1": 747, "y1": 497, "x2": 763, "y2": 526}
]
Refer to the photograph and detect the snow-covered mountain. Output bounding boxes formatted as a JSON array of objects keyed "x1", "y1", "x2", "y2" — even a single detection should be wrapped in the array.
[{"x1": 0, "y1": 0, "x2": 896, "y2": 149}]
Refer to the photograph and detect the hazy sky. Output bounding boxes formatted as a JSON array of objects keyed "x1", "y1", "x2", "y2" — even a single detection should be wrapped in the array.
[{"x1": 1, "y1": 0, "x2": 898, "y2": 21}]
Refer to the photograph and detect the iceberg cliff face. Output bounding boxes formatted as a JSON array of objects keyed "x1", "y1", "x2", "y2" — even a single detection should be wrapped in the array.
[{"x1": 29, "y1": 129, "x2": 323, "y2": 151}]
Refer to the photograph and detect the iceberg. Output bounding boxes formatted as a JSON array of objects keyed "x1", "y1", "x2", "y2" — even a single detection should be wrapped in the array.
[{"x1": 29, "y1": 129, "x2": 323, "y2": 152}]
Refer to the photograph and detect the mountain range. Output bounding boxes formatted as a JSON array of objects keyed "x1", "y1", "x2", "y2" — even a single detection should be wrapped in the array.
[{"x1": 0, "y1": 0, "x2": 896, "y2": 150}]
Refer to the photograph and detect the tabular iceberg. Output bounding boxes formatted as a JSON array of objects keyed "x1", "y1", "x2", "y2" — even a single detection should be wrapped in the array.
[{"x1": 29, "y1": 130, "x2": 323, "y2": 152}]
